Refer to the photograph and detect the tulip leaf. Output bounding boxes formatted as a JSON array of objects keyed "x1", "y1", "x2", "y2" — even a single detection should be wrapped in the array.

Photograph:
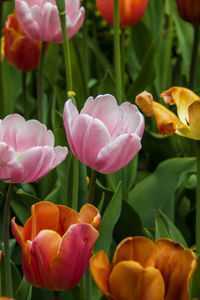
[
  {"x1": 94, "y1": 181, "x2": 122, "y2": 253},
  {"x1": 15, "y1": 276, "x2": 32, "y2": 300},
  {"x1": 128, "y1": 158, "x2": 196, "y2": 228},
  {"x1": 159, "y1": 210, "x2": 188, "y2": 247},
  {"x1": 191, "y1": 254, "x2": 200, "y2": 298},
  {"x1": 98, "y1": 70, "x2": 115, "y2": 95},
  {"x1": 43, "y1": 184, "x2": 62, "y2": 204},
  {"x1": 155, "y1": 214, "x2": 170, "y2": 240}
]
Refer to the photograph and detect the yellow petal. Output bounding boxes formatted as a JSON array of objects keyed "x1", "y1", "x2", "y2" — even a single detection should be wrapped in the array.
[
  {"x1": 90, "y1": 251, "x2": 113, "y2": 299},
  {"x1": 188, "y1": 101, "x2": 200, "y2": 140},
  {"x1": 112, "y1": 236, "x2": 156, "y2": 268},
  {"x1": 155, "y1": 239, "x2": 197, "y2": 300},
  {"x1": 79, "y1": 203, "x2": 101, "y2": 230},
  {"x1": 160, "y1": 87, "x2": 199, "y2": 126},
  {"x1": 109, "y1": 261, "x2": 165, "y2": 300},
  {"x1": 136, "y1": 91, "x2": 187, "y2": 136}
]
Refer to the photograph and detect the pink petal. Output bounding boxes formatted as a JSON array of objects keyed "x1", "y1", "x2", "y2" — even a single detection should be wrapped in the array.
[
  {"x1": 119, "y1": 102, "x2": 145, "y2": 137},
  {"x1": 42, "y1": 3, "x2": 61, "y2": 42},
  {"x1": 0, "y1": 142, "x2": 23, "y2": 182},
  {"x1": 95, "y1": 134, "x2": 142, "y2": 173},
  {"x1": 67, "y1": 7, "x2": 85, "y2": 39},
  {"x1": 80, "y1": 95, "x2": 121, "y2": 136},
  {"x1": 25, "y1": 230, "x2": 61, "y2": 289},
  {"x1": 63, "y1": 100, "x2": 80, "y2": 157},
  {"x1": 51, "y1": 223, "x2": 99, "y2": 290},
  {"x1": 71, "y1": 114, "x2": 111, "y2": 168}
]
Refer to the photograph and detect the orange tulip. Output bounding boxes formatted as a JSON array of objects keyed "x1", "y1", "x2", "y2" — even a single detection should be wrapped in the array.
[
  {"x1": 96, "y1": 0, "x2": 149, "y2": 27},
  {"x1": 0, "y1": 298, "x2": 14, "y2": 300},
  {"x1": 2, "y1": 12, "x2": 42, "y2": 72},
  {"x1": 90, "y1": 237, "x2": 197, "y2": 300},
  {"x1": 176, "y1": 0, "x2": 200, "y2": 24},
  {"x1": 136, "y1": 87, "x2": 200, "y2": 140},
  {"x1": 12, "y1": 201, "x2": 101, "y2": 291}
]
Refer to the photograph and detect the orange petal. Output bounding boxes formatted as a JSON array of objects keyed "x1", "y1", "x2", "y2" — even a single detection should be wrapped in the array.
[
  {"x1": 109, "y1": 261, "x2": 165, "y2": 300},
  {"x1": 160, "y1": 87, "x2": 199, "y2": 125},
  {"x1": 136, "y1": 91, "x2": 186, "y2": 136},
  {"x1": 11, "y1": 217, "x2": 26, "y2": 249},
  {"x1": 90, "y1": 250, "x2": 113, "y2": 299},
  {"x1": 79, "y1": 204, "x2": 101, "y2": 229},
  {"x1": 155, "y1": 239, "x2": 197, "y2": 300},
  {"x1": 29, "y1": 201, "x2": 60, "y2": 240},
  {"x1": 188, "y1": 101, "x2": 200, "y2": 140},
  {"x1": 57, "y1": 205, "x2": 78, "y2": 236},
  {"x1": 112, "y1": 237, "x2": 156, "y2": 268}
]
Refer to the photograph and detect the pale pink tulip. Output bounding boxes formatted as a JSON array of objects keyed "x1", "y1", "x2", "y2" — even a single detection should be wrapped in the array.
[
  {"x1": 63, "y1": 94, "x2": 144, "y2": 174},
  {"x1": 0, "y1": 114, "x2": 68, "y2": 183},
  {"x1": 15, "y1": 0, "x2": 85, "y2": 43}
]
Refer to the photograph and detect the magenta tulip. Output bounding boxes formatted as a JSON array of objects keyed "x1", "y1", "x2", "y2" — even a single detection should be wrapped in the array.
[
  {"x1": 0, "y1": 114, "x2": 68, "y2": 183},
  {"x1": 63, "y1": 94, "x2": 144, "y2": 174},
  {"x1": 12, "y1": 201, "x2": 101, "y2": 290},
  {"x1": 15, "y1": 0, "x2": 85, "y2": 43}
]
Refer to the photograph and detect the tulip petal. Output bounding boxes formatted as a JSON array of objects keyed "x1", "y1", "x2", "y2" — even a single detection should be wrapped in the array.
[
  {"x1": 51, "y1": 223, "x2": 98, "y2": 290},
  {"x1": 110, "y1": 261, "x2": 165, "y2": 300},
  {"x1": 57, "y1": 205, "x2": 79, "y2": 236},
  {"x1": 155, "y1": 239, "x2": 197, "y2": 300},
  {"x1": 29, "y1": 201, "x2": 60, "y2": 240},
  {"x1": 188, "y1": 101, "x2": 200, "y2": 140},
  {"x1": 42, "y1": 2, "x2": 60, "y2": 42},
  {"x1": 112, "y1": 237, "x2": 156, "y2": 268},
  {"x1": 96, "y1": 133, "x2": 141, "y2": 173},
  {"x1": 71, "y1": 114, "x2": 111, "y2": 168},
  {"x1": 11, "y1": 217, "x2": 26, "y2": 249},
  {"x1": 90, "y1": 250, "x2": 113, "y2": 299},
  {"x1": 63, "y1": 99, "x2": 79, "y2": 157},
  {"x1": 160, "y1": 87, "x2": 199, "y2": 126},
  {"x1": 79, "y1": 204, "x2": 101, "y2": 229},
  {"x1": 67, "y1": 7, "x2": 85, "y2": 40},
  {"x1": 81, "y1": 95, "x2": 121, "y2": 136},
  {"x1": 0, "y1": 142, "x2": 23, "y2": 182},
  {"x1": 26, "y1": 230, "x2": 61, "y2": 289}
]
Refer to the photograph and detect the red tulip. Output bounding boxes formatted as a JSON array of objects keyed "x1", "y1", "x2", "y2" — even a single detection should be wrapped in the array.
[
  {"x1": 177, "y1": 0, "x2": 200, "y2": 24},
  {"x1": 2, "y1": 12, "x2": 42, "y2": 72},
  {"x1": 96, "y1": 0, "x2": 149, "y2": 27}
]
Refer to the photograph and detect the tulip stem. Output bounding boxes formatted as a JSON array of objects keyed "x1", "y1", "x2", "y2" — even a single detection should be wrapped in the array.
[
  {"x1": 83, "y1": 0, "x2": 89, "y2": 95},
  {"x1": 52, "y1": 291, "x2": 60, "y2": 300},
  {"x1": 196, "y1": 141, "x2": 200, "y2": 255},
  {"x1": 0, "y1": 1, "x2": 4, "y2": 116},
  {"x1": 22, "y1": 72, "x2": 27, "y2": 119},
  {"x1": 189, "y1": 24, "x2": 199, "y2": 90},
  {"x1": 56, "y1": 0, "x2": 73, "y2": 94},
  {"x1": 87, "y1": 169, "x2": 97, "y2": 204},
  {"x1": 114, "y1": 0, "x2": 122, "y2": 104},
  {"x1": 37, "y1": 41, "x2": 46, "y2": 122},
  {"x1": 3, "y1": 183, "x2": 14, "y2": 298},
  {"x1": 72, "y1": 156, "x2": 79, "y2": 211},
  {"x1": 121, "y1": 28, "x2": 126, "y2": 99}
]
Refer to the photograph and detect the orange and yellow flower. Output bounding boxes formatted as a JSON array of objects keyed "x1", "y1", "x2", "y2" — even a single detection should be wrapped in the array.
[
  {"x1": 136, "y1": 87, "x2": 200, "y2": 140},
  {"x1": 12, "y1": 201, "x2": 101, "y2": 291},
  {"x1": 90, "y1": 237, "x2": 197, "y2": 300}
]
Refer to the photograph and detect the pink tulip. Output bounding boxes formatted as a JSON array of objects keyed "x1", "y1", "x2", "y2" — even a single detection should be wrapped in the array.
[
  {"x1": 15, "y1": 0, "x2": 85, "y2": 43},
  {"x1": 0, "y1": 114, "x2": 68, "y2": 183},
  {"x1": 12, "y1": 201, "x2": 101, "y2": 290},
  {"x1": 63, "y1": 94, "x2": 144, "y2": 174}
]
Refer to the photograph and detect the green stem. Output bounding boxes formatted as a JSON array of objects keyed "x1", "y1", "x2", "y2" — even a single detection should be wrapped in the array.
[
  {"x1": 121, "y1": 28, "x2": 126, "y2": 99},
  {"x1": 22, "y1": 72, "x2": 27, "y2": 119},
  {"x1": 3, "y1": 183, "x2": 14, "y2": 298},
  {"x1": 72, "y1": 156, "x2": 79, "y2": 210},
  {"x1": 83, "y1": 0, "x2": 89, "y2": 95},
  {"x1": 85, "y1": 267, "x2": 92, "y2": 300},
  {"x1": 87, "y1": 169, "x2": 97, "y2": 204},
  {"x1": 114, "y1": 0, "x2": 122, "y2": 104},
  {"x1": 196, "y1": 141, "x2": 200, "y2": 254},
  {"x1": 189, "y1": 24, "x2": 199, "y2": 90},
  {"x1": 37, "y1": 41, "x2": 46, "y2": 122},
  {"x1": 0, "y1": 1, "x2": 4, "y2": 116},
  {"x1": 52, "y1": 291, "x2": 60, "y2": 300},
  {"x1": 56, "y1": 0, "x2": 73, "y2": 93}
]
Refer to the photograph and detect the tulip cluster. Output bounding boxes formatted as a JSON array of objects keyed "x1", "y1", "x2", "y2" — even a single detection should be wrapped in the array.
[
  {"x1": 136, "y1": 87, "x2": 200, "y2": 140},
  {"x1": 12, "y1": 201, "x2": 101, "y2": 290},
  {"x1": 90, "y1": 236, "x2": 197, "y2": 300}
]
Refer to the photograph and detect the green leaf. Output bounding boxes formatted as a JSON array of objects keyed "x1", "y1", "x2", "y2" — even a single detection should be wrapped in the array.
[
  {"x1": 128, "y1": 158, "x2": 196, "y2": 228},
  {"x1": 16, "y1": 277, "x2": 32, "y2": 300},
  {"x1": 155, "y1": 214, "x2": 170, "y2": 240},
  {"x1": 95, "y1": 182, "x2": 122, "y2": 253},
  {"x1": 98, "y1": 70, "x2": 115, "y2": 95},
  {"x1": 191, "y1": 254, "x2": 200, "y2": 298}
]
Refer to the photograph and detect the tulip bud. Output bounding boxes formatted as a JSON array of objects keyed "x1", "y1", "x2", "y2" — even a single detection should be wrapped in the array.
[
  {"x1": 2, "y1": 13, "x2": 42, "y2": 72},
  {"x1": 176, "y1": 0, "x2": 200, "y2": 24},
  {"x1": 96, "y1": 0, "x2": 149, "y2": 27}
]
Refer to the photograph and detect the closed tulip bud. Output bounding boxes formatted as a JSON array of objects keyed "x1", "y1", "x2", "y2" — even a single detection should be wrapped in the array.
[
  {"x1": 96, "y1": 0, "x2": 149, "y2": 27},
  {"x1": 176, "y1": 0, "x2": 200, "y2": 24},
  {"x1": 12, "y1": 201, "x2": 101, "y2": 290},
  {"x1": 2, "y1": 12, "x2": 42, "y2": 72}
]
